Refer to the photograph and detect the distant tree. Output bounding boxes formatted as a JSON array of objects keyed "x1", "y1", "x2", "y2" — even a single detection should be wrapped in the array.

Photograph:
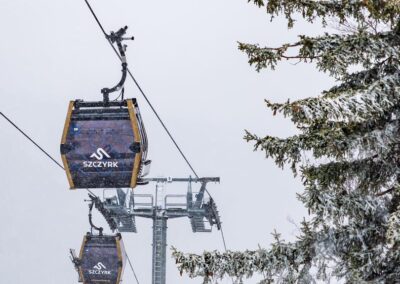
[{"x1": 172, "y1": 1, "x2": 400, "y2": 283}]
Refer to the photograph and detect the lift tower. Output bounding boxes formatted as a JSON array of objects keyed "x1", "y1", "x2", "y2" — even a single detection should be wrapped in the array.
[{"x1": 91, "y1": 176, "x2": 222, "y2": 284}]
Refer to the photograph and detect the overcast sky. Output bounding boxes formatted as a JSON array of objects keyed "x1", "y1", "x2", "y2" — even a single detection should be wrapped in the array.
[{"x1": 0, "y1": 0, "x2": 336, "y2": 283}]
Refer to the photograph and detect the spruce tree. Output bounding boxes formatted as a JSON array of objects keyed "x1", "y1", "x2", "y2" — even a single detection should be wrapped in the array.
[{"x1": 173, "y1": 1, "x2": 400, "y2": 283}]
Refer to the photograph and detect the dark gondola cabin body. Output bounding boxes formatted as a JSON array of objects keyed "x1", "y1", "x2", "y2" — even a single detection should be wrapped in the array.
[
  {"x1": 60, "y1": 99, "x2": 146, "y2": 189},
  {"x1": 77, "y1": 234, "x2": 126, "y2": 284}
]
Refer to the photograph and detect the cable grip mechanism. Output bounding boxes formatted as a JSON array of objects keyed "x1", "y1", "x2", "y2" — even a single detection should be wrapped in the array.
[{"x1": 101, "y1": 26, "x2": 134, "y2": 104}]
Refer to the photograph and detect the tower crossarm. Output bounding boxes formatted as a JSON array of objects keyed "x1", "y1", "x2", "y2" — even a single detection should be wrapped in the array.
[
  {"x1": 131, "y1": 208, "x2": 154, "y2": 218},
  {"x1": 141, "y1": 177, "x2": 220, "y2": 183}
]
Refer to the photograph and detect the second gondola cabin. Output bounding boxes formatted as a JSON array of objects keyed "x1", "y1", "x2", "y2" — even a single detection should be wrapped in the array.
[
  {"x1": 73, "y1": 234, "x2": 126, "y2": 284},
  {"x1": 60, "y1": 99, "x2": 149, "y2": 189}
]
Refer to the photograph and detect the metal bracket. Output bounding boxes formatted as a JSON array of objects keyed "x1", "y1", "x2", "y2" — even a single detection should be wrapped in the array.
[{"x1": 101, "y1": 26, "x2": 134, "y2": 104}]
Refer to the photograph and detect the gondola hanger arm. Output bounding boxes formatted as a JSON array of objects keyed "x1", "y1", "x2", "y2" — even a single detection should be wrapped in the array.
[{"x1": 101, "y1": 26, "x2": 134, "y2": 104}]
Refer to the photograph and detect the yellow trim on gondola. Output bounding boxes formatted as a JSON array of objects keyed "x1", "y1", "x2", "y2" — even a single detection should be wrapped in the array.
[
  {"x1": 116, "y1": 236, "x2": 123, "y2": 284},
  {"x1": 61, "y1": 101, "x2": 74, "y2": 144},
  {"x1": 78, "y1": 235, "x2": 87, "y2": 283},
  {"x1": 61, "y1": 101, "x2": 75, "y2": 189},
  {"x1": 127, "y1": 99, "x2": 142, "y2": 189}
]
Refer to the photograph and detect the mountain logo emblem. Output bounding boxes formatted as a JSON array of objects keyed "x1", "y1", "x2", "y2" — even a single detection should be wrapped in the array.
[
  {"x1": 90, "y1": 148, "x2": 111, "y2": 160},
  {"x1": 93, "y1": 262, "x2": 107, "y2": 270}
]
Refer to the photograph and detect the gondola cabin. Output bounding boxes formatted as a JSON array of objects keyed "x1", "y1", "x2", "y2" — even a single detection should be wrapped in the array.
[
  {"x1": 74, "y1": 234, "x2": 126, "y2": 284},
  {"x1": 60, "y1": 99, "x2": 149, "y2": 189}
]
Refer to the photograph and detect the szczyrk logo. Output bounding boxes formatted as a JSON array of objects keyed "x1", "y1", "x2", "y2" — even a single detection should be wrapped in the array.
[
  {"x1": 90, "y1": 148, "x2": 111, "y2": 160},
  {"x1": 83, "y1": 147, "x2": 118, "y2": 168},
  {"x1": 88, "y1": 262, "x2": 111, "y2": 275},
  {"x1": 93, "y1": 262, "x2": 107, "y2": 270}
]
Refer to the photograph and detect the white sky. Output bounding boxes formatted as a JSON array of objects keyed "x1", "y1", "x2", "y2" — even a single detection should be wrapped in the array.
[{"x1": 0, "y1": 0, "x2": 335, "y2": 283}]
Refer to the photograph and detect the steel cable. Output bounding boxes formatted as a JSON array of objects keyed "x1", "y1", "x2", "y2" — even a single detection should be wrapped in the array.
[
  {"x1": 83, "y1": 0, "x2": 230, "y2": 254},
  {"x1": 84, "y1": 0, "x2": 200, "y2": 179}
]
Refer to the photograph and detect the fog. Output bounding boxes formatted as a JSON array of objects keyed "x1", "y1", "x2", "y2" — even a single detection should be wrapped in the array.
[{"x1": 0, "y1": 0, "x2": 334, "y2": 283}]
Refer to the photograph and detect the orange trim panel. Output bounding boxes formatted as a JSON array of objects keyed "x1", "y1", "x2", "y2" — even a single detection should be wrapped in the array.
[
  {"x1": 127, "y1": 99, "x2": 142, "y2": 188},
  {"x1": 61, "y1": 101, "x2": 75, "y2": 189}
]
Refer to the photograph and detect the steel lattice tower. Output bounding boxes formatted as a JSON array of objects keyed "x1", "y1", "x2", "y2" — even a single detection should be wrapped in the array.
[{"x1": 89, "y1": 176, "x2": 222, "y2": 284}]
